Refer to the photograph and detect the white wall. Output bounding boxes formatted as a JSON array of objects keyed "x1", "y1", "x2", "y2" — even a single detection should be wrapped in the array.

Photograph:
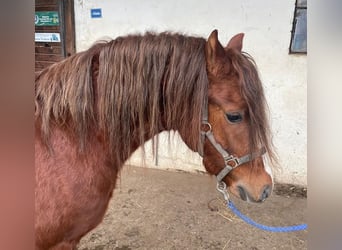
[{"x1": 74, "y1": 0, "x2": 307, "y2": 186}]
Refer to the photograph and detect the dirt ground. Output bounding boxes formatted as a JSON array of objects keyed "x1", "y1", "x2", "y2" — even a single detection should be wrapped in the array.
[{"x1": 78, "y1": 166, "x2": 307, "y2": 250}]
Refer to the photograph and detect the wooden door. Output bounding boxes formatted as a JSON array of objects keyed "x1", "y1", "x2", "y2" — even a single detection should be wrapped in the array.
[{"x1": 35, "y1": 0, "x2": 75, "y2": 72}]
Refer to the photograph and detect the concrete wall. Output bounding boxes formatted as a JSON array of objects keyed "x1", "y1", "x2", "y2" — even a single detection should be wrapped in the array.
[{"x1": 74, "y1": 0, "x2": 307, "y2": 186}]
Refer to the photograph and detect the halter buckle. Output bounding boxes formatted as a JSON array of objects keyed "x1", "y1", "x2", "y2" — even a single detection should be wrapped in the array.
[{"x1": 224, "y1": 155, "x2": 240, "y2": 168}]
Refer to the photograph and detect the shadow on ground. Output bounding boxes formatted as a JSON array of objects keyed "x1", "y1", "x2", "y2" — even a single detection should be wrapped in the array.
[{"x1": 78, "y1": 166, "x2": 307, "y2": 250}]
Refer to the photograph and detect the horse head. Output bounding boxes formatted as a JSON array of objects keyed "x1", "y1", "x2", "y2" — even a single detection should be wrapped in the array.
[{"x1": 202, "y1": 30, "x2": 274, "y2": 203}]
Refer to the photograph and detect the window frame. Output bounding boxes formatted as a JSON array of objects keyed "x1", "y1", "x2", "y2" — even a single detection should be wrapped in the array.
[{"x1": 289, "y1": 0, "x2": 307, "y2": 54}]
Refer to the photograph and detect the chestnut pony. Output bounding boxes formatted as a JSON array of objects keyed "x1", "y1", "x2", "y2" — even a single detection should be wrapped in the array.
[{"x1": 35, "y1": 30, "x2": 276, "y2": 249}]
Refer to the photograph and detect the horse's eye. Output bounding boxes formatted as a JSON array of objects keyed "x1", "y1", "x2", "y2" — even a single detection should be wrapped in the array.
[{"x1": 226, "y1": 112, "x2": 243, "y2": 123}]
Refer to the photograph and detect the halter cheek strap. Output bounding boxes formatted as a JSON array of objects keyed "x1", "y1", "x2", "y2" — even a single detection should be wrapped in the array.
[{"x1": 198, "y1": 98, "x2": 266, "y2": 183}]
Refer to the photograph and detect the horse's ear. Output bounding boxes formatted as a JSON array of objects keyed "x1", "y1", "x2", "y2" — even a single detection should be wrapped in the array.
[
  {"x1": 226, "y1": 33, "x2": 244, "y2": 51},
  {"x1": 206, "y1": 30, "x2": 226, "y2": 63}
]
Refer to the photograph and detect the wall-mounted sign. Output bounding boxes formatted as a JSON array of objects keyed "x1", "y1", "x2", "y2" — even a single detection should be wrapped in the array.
[
  {"x1": 35, "y1": 33, "x2": 61, "y2": 42},
  {"x1": 35, "y1": 11, "x2": 60, "y2": 26},
  {"x1": 91, "y1": 8, "x2": 102, "y2": 18}
]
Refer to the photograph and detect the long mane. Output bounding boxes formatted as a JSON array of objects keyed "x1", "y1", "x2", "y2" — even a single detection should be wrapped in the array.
[
  {"x1": 35, "y1": 31, "x2": 276, "y2": 168},
  {"x1": 35, "y1": 32, "x2": 208, "y2": 166}
]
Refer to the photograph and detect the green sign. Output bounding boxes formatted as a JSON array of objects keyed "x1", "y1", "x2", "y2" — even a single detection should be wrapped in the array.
[{"x1": 35, "y1": 11, "x2": 59, "y2": 26}]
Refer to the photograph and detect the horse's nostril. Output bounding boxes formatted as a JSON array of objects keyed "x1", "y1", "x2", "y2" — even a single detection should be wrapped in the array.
[
  {"x1": 260, "y1": 185, "x2": 272, "y2": 201},
  {"x1": 237, "y1": 186, "x2": 247, "y2": 201}
]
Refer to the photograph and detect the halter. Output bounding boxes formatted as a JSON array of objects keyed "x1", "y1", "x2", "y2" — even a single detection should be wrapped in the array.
[{"x1": 198, "y1": 98, "x2": 266, "y2": 185}]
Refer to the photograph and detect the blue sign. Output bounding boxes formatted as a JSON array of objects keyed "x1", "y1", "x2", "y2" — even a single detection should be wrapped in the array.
[{"x1": 91, "y1": 8, "x2": 102, "y2": 18}]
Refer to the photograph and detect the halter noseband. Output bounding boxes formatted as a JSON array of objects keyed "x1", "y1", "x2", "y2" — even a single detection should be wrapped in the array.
[{"x1": 198, "y1": 98, "x2": 266, "y2": 184}]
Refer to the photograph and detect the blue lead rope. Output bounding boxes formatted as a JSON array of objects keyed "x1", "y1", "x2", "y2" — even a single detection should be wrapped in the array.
[{"x1": 227, "y1": 200, "x2": 308, "y2": 232}]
